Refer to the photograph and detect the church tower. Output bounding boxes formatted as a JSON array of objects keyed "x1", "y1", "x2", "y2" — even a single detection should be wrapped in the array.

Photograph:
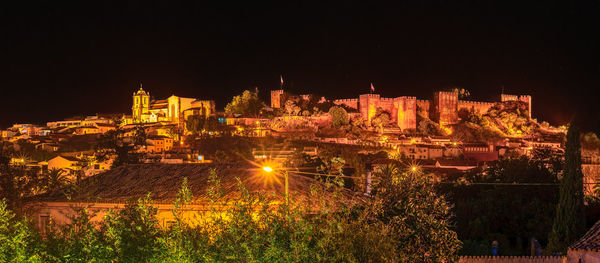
[{"x1": 132, "y1": 84, "x2": 150, "y2": 123}]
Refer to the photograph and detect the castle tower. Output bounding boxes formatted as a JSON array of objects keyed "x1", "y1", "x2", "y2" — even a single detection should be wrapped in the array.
[
  {"x1": 132, "y1": 85, "x2": 150, "y2": 123},
  {"x1": 395, "y1": 97, "x2": 417, "y2": 130},
  {"x1": 359, "y1": 94, "x2": 381, "y2": 124},
  {"x1": 431, "y1": 91, "x2": 459, "y2": 125},
  {"x1": 271, "y1": 90, "x2": 284, "y2": 108}
]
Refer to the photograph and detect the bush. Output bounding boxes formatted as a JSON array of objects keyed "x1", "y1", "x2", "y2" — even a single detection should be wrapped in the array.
[
  {"x1": 2, "y1": 167, "x2": 461, "y2": 262},
  {"x1": 329, "y1": 106, "x2": 349, "y2": 127}
]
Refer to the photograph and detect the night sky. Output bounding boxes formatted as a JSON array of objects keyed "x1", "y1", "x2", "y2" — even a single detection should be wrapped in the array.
[{"x1": 1, "y1": 1, "x2": 599, "y2": 132}]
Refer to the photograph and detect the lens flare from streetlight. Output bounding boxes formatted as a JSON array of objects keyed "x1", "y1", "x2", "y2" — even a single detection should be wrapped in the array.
[{"x1": 262, "y1": 166, "x2": 273, "y2": 173}]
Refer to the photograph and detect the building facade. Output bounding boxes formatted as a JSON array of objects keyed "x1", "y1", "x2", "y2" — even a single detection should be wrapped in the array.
[{"x1": 130, "y1": 86, "x2": 215, "y2": 125}]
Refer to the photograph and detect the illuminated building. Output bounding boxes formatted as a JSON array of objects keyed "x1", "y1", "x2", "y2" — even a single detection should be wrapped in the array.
[
  {"x1": 270, "y1": 90, "x2": 532, "y2": 131},
  {"x1": 130, "y1": 86, "x2": 215, "y2": 125}
]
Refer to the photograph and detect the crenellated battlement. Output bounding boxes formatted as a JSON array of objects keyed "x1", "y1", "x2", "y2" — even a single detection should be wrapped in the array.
[
  {"x1": 501, "y1": 94, "x2": 532, "y2": 117},
  {"x1": 458, "y1": 100, "x2": 495, "y2": 107},
  {"x1": 333, "y1": 99, "x2": 358, "y2": 103},
  {"x1": 271, "y1": 89, "x2": 533, "y2": 129},
  {"x1": 398, "y1": 96, "x2": 417, "y2": 100},
  {"x1": 333, "y1": 98, "x2": 359, "y2": 110}
]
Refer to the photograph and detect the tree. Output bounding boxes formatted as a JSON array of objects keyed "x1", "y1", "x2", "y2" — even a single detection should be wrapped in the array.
[
  {"x1": 441, "y1": 156, "x2": 560, "y2": 255},
  {"x1": 328, "y1": 106, "x2": 349, "y2": 127},
  {"x1": 103, "y1": 194, "x2": 161, "y2": 262},
  {"x1": 371, "y1": 108, "x2": 390, "y2": 132},
  {"x1": 284, "y1": 100, "x2": 301, "y2": 116},
  {"x1": 44, "y1": 168, "x2": 69, "y2": 191},
  {"x1": 451, "y1": 87, "x2": 471, "y2": 99},
  {"x1": 581, "y1": 132, "x2": 600, "y2": 151},
  {"x1": 132, "y1": 125, "x2": 147, "y2": 147},
  {"x1": 0, "y1": 200, "x2": 40, "y2": 262},
  {"x1": 547, "y1": 118, "x2": 586, "y2": 253},
  {"x1": 372, "y1": 163, "x2": 462, "y2": 261},
  {"x1": 224, "y1": 88, "x2": 265, "y2": 117}
]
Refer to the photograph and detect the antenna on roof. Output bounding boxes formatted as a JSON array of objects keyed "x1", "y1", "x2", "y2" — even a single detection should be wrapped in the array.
[{"x1": 501, "y1": 85, "x2": 504, "y2": 95}]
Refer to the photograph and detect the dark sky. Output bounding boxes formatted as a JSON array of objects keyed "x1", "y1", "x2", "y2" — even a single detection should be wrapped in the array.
[{"x1": 1, "y1": 1, "x2": 599, "y2": 132}]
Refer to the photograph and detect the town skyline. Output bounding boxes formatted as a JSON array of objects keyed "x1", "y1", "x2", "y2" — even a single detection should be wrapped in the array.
[
  {"x1": 2, "y1": 2, "x2": 599, "y2": 131},
  {"x1": 2, "y1": 2, "x2": 600, "y2": 260}
]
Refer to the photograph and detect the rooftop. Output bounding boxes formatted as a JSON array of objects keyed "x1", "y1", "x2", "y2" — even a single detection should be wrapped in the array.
[{"x1": 32, "y1": 163, "x2": 360, "y2": 204}]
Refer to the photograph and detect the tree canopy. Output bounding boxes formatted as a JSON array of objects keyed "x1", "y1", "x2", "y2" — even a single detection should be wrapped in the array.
[
  {"x1": 224, "y1": 88, "x2": 265, "y2": 117},
  {"x1": 328, "y1": 106, "x2": 349, "y2": 127},
  {"x1": 547, "y1": 118, "x2": 586, "y2": 253}
]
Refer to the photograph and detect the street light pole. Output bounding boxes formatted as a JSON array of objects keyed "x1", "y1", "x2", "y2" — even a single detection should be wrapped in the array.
[
  {"x1": 284, "y1": 170, "x2": 289, "y2": 208},
  {"x1": 262, "y1": 166, "x2": 289, "y2": 207}
]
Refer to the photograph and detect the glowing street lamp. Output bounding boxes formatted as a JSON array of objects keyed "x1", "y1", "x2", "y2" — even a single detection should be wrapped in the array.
[{"x1": 262, "y1": 166, "x2": 288, "y2": 207}]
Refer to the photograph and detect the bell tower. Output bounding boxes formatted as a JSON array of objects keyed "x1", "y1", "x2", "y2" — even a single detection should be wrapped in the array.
[{"x1": 132, "y1": 83, "x2": 150, "y2": 123}]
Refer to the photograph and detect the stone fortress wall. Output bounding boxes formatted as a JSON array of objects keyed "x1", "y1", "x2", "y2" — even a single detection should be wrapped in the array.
[{"x1": 271, "y1": 89, "x2": 531, "y2": 131}]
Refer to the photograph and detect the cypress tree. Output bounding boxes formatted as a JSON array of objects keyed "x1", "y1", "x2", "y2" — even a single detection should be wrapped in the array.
[{"x1": 547, "y1": 117, "x2": 586, "y2": 253}]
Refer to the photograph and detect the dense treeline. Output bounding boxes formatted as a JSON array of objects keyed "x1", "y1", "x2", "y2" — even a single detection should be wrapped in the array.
[
  {"x1": 440, "y1": 152, "x2": 561, "y2": 255},
  {"x1": 0, "y1": 168, "x2": 460, "y2": 262}
]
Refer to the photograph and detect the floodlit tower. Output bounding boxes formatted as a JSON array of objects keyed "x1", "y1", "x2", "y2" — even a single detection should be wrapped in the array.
[{"x1": 132, "y1": 84, "x2": 150, "y2": 123}]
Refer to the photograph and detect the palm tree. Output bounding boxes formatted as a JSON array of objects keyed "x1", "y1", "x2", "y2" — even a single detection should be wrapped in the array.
[{"x1": 45, "y1": 168, "x2": 68, "y2": 191}]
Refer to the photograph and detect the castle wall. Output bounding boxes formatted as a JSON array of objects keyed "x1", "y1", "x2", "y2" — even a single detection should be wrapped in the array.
[
  {"x1": 270, "y1": 90, "x2": 284, "y2": 108},
  {"x1": 416, "y1": 100, "x2": 430, "y2": 119},
  {"x1": 395, "y1": 97, "x2": 417, "y2": 130},
  {"x1": 378, "y1": 97, "x2": 396, "y2": 122},
  {"x1": 355, "y1": 94, "x2": 417, "y2": 130},
  {"x1": 501, "y1": 94, "x2": 532, "y2": 117},
  {"x1": 458, "y1": 100, "x2": 495, "y2": 114},
  {"x1": 359, "y1": 94, "x2": 380, "y2": 123},
  {"x1": 333, "y1": 98, "x2": 358, "y2": 110},
  {"x1": 431, "y1": 91, "x2": 459, "y2": 125},
  {"x1": 273, "y1": 90, "x2": 532, "y2": 130}
]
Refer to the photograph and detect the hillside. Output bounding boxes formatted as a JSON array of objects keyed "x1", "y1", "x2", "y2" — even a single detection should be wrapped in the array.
[{"x1": 451, "y1": 100, "x2": 564, "y2": 142}]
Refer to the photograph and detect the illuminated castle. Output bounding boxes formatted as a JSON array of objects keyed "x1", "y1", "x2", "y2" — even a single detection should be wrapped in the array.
[
  {"x1": 271, "y1": 89, "x2": 531, "y2": 130},
  {"x1": 129, "y1": 85, "x2": 215, "y2": 125}
]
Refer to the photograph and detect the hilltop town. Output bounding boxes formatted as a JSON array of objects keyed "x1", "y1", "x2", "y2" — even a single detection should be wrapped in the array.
[
  {"x1": 2, "y1": 89, "x2": 599, "y2": 194},
  {"x1": 1, "y1": 86, "x2": 598, "y2": 190},
  {"x1": 2, "y1": 86, "x2": 600, "y2": 260}
]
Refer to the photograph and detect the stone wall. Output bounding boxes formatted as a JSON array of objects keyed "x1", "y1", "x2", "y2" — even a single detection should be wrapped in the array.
[
  {"x1": 501, "y1": 94, "x2": 532, "y2": 117},
  {"x1": 333, "y1": 98, "x2": 359, "y2": 109},
  {"x1": 431, "y1": 91, "x2": 459, "y2": 125},
  {"x1": 270, "y1": 90, "x2": 284, "y2": 108},
  {"x1": 272, "y1": 89, "x2": 532, "y2": 130},
  {"x1": 416, "y1": 99, "x2": 430, "y2": 119},
  {"x1": 458, "y1": 100, "x2": 495, "y2": 115},
  {"x1": 395, "y1": 97, "x2": 417, "y2": 130}
]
